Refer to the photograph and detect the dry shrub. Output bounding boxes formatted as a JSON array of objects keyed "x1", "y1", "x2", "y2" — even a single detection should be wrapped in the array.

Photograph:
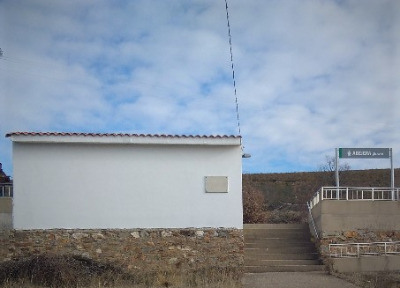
[
  {"x1": 266, "y1": 203, "x2": 308, "y2": 224},
  {"x1": 0, "y1": 254, "x2": 242, "y2": 288},
  {"x1": 243, "y1": 184, "x2": 267, "y2": 223},
  {"x1": 0, "y1": 254, "x2": 126, "y2": 287},
  {"x1": 267, "y1": 210, "x2": 304, "y2": 224},
  {"x1": 155, "y1": 266, "x2": 242, "y2": 288}
]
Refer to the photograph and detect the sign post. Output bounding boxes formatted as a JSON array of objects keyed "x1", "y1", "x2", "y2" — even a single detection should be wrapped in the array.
[
  {"x1": 337, "y1": 148, "x2": 394, "y2": 199},
  {"x1": 335, "y1": 148, "x2": 339, "y2": 188},
  {"x1": 390, "y1": 148, "x2": 394, "y2": 193}
]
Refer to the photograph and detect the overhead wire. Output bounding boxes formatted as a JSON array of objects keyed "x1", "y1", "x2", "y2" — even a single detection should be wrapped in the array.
[{"x1": 224, "y1": 0, "x2": 242, "y2": 139}]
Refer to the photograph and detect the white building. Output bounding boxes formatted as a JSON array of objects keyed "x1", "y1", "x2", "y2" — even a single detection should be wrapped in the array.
[{"x1": 6, "y1": 132, "x2": 243, "y2": 229}]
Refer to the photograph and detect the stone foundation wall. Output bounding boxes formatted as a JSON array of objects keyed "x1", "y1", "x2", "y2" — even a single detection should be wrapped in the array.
[
  {"x1": 318, "y1": 230, "x2": 400, "y2": 273},
  {"x1": 0, "y1": 228, "x2": 243, "y2": 274},
  {"x1": 318, "y1": 230, "x2": 400, "y2": 257}
]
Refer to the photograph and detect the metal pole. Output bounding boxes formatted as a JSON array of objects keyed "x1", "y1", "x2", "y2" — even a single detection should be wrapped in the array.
[
  {"x1": 335, "y1": 148, "x2": 340, "y2": 188},
  {"x1": 390, "y1": 148, "x2": 394, "y2": 200}
]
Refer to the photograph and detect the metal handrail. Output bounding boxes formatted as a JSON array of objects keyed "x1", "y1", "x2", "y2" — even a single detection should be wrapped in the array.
[
  {"x1": 307, "y1": 201, "x2": 319, "y2": 239},
  {"x1": 308, "y1": 187, "x2": 400, "y2": 209},
  {"x1": 329, "y1": 241, "x2": 400, "y2": 258},
  {"x1": 0, "y1": 183, "x2": 13, "y2": 197}
]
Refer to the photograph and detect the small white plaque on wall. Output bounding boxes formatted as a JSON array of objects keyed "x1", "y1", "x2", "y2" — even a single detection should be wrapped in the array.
[{"x1": 205, "y1": 176, "x2": 229, "y2": 193}]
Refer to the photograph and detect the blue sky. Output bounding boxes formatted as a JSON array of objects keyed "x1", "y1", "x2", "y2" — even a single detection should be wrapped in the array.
[{"x1": 1, "y1": 0, "x2": 399, "y2": 176}]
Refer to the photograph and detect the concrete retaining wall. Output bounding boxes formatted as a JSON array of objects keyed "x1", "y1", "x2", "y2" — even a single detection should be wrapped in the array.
[
  {"x1": 312, "y1": 200, "x2": 400, "y2": 273},
  {"x1": 331, "y1": 256, "x2": 400, "y2": 273},
  {"x1": 311, "y1": 200, "x2": 400, "y2": 235},
  {"x1": 0, "y1": 228, "x2": 243, "y2": 275}
]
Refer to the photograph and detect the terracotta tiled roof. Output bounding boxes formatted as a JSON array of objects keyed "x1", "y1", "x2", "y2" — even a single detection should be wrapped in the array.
[{"x1": 6, "y1": 132, "x2": 241, "y2": 139}]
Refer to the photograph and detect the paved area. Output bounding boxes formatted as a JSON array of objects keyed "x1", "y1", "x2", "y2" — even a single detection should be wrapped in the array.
[{"x1": 242, "y1": 272, "x2": 360, "y2": 288}]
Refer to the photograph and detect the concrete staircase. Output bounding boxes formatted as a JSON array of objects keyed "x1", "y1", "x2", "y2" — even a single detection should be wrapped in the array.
[{"x1": 244, "y1": 223, "x2": 325, "y2": 273}]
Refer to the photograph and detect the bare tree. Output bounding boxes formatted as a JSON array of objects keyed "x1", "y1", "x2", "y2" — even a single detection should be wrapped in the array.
[
  {"x1": 319, "y1": 155, "x2": 350, "y2": 172},
  {"x1": 318, "y1": 155, "x2": 350, "y2": 186}
]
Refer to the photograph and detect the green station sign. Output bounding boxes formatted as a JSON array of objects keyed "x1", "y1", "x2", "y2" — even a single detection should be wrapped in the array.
[{"x1": 339, "y1": 148, "x2": 390, "y2": 159}]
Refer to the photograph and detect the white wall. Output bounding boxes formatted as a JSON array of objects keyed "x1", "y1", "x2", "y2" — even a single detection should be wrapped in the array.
[{"x1": 13, "y1": 142, "x2": 243, "y2": 229}]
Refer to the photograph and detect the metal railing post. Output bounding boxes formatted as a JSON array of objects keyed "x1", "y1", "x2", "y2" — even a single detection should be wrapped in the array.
[
  {"x1": 0, "y1": 183, "x2": 13, "y2": 197},
  {"x1": 309, "y1": 187, "x2": 399, "y2": 203},
  {"x1": 329, "y1": 241, "x2": 400, "y2": 258},
  {"x1": 307, "y1": 202, "x2": 319, "y2": 239}
]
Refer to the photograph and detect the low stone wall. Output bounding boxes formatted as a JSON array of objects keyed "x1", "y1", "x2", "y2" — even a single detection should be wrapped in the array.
[
  {"x1": 0, "y1": 228, "x2": 243, "y2": 275},
  {"x1": 318, "y1": 230, "x2": 400, "y2": 257},
  {"x1": 318, "y1": 230, "x2": 400, "y2": 273}
]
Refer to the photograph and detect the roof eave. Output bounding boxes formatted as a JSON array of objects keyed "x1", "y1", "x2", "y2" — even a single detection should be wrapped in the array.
[{"x1": 6, "y1": 132, "x2": 242, "y2": 146}]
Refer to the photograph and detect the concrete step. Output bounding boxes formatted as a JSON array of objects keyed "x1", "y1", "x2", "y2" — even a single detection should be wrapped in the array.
[
  {"x1": 245, "y1": 253, "x2": 320, "y2": 261},
  {"x1": 245, "y1": 259, "x2": 322, "y2": 266},
  {"x1": 245, "y1": 245, "x2": 317, "y2": 254},
  {"x1": 244, "y1": 224, "x2": 309, "y2": 230},
  {"x1": 244, "y1": 264, "x2": 326, "y2": 273},
  {"x1": 245, "y1": 235, "x2": 313, "y2": 241},
  {"x1": 244, "y1": 223, "x2": 325, "y2": 273},
  {"x1": 245, "y1": 240, "x2": 316, "y2": 248},
  {"x1": 244, "y1": 230, "x2": 312, "y2": 239}
]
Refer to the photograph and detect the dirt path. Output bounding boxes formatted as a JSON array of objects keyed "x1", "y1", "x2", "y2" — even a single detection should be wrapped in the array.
[{"x1": 242, "y1": 272, "x2": 360, "y2": 288}]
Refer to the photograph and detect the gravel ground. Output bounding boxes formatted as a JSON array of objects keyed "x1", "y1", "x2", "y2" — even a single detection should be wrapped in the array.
[{"x1": 242, "y1": 272, "x2": 360, "y2": 288}]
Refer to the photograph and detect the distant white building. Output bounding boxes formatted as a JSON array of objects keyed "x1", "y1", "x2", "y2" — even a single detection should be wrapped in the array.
[{"x1": 6, "y1": 132, "x2": 243, "y2": 229}]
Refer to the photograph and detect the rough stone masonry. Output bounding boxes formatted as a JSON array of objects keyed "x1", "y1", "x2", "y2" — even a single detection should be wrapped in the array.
[{"x1": 0, "y1": 228, "x2": 244, "y2": 274}]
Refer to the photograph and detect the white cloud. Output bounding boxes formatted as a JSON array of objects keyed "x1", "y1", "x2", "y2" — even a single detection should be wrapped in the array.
[{"x1": 0, "y1": 0, "x2": 399, "y2": 176}]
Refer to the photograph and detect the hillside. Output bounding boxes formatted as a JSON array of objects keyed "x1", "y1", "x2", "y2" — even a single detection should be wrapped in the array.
[{"x1": 243, "y1": 168, "x2": 400, "y2": 223}]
